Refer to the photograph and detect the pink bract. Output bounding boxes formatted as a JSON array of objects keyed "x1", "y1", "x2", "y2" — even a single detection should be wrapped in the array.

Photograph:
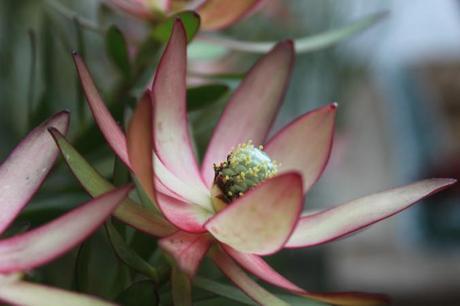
[
  {"x1": 74, "y1": 20, "x2": 456, "y2": 306},
  {"x1": 0, "y1": 112, "x2": 130, "y2": 306}
]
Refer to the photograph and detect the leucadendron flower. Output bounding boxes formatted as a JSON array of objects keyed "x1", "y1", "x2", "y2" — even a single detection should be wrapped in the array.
[
  {"x1": 0, "y1": 112, "x2": 131, "y2": 306},
  {"x1": 72, "y1": 20, "x2": 455, "y2": 306},
  {"x1": 106, "y1": 0, "x2": 264, "y2": 30}
]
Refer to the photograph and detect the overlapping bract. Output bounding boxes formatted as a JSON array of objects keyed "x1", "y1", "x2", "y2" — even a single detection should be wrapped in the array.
[
  {"x1": 106, "y1": 0, "x2": 264, "y2": 30},
  {"x1": 73, "y1": 20, "x2": 455, "y2": 306},
  {"x1": 0, "y1": 112, "x2": 130, "y2": 306}
]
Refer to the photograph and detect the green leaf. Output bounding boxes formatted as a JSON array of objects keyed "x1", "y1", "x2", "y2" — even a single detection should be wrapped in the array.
[
  {"x1": 193, "y1": 277, "x2": 255, "y2": 305},
  {"x1": 49, "y1": 129, "x2": 175, "y2": 238},
  {"x1": 172, "y1": 266, "x2": 192, "y2": 306},
  {"x1": 116, "y1": 280, "x2": 159, "y2": 306},
  {"x1": 199, "y1": 11, "x2": 388, "y2": 54},
  {"x1": 187, "y1": 84, "x2": 229, "y2": 112},
  {"x1": 151, "y1": 11, "x2": 200, "y2": 43},
  {"x1": 193, "y1": 277, "x2": 328, "y2": 306},
  {"x1": 105, "y1": 221, "x2": 159, "y2": 282},
  {"x1": 106, "y1": 25, "x2": 131, "y2": 79}
]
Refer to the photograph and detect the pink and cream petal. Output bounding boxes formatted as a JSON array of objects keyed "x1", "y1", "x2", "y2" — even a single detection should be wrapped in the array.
[
  {"x1": 0, "y1": 281, "x2": 115, "y2": 306},
  {"x1": 0, "y1": 186, "x2": 131, "y2": 273},
  {"x1": 209, "y1": 246, "x2": 289, "y2": 306},
  {"x1": 197, "y1": 0, "x2": 265, "y2": 30},
  {"x1": 72, "y1": 53, "x2": 132, "y2": 168},
  {"x1": 154, "y1": 154, "x2": 212, "y2": 209},
  {"x1": 155, "y1": 192, "x2": 212, "y2": 233},
  {"x1": 127, "y1": 91, "x2": 156, "y2": 202},
  {"x1": 286, "y1": 178, "x2": 456, "y2": 248},
  {"x1": 265, "y1": 103, "x2": 336, "y2": 193},
  {"x1": 0, "y1": 111, "x2": 69, "y2": 235},
  {"x1": 201, "y1": 41, "x2": 294, "y2": 187},
  {"x1": 151, "y1": 20, "x2": 206, "y2": 191},
  {"x1": 223, "y1": 245, "x2": 389, "y2": 306},
  {"x1": 205, "y1": 173, "x2": 303, "y2": 255},
  {"x1": 160, "y1": 231, "x2": 212, "y2": 277}
]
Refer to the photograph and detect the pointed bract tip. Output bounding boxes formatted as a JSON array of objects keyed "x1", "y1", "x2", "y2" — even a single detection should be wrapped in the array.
[
  {"x1": 71, "y1": 50, "x2": 78, "y2": 56},
  {"x1": 276, "y1": 39, "x2": 294, "y2": 52},
  {"x1": 331, "y1": 102, "x2": 338, "y2": 109},
  {"x1": 440, "y1": 178, "x2": 457, "y2": 185}
]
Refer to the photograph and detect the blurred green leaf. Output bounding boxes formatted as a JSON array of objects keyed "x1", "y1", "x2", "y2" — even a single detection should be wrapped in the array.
[
  {"x1": 188, "y1": 41, "x2": 227, "y2": 60},
  {"x1": 74, "y1": 239, "x2": 92, "y2": 292},
  {"x1": 0, "y1": 220, "x2": 30, "y2": 239},
  {"x1": 194, "y1": 297, "x2": 246, "y2": 306},
  {"x1": 151, "y1": 11, "x2": 200, "y2": 43},
  {"x1": 172, "y1": 266, "x2": 192, "y2": 306},
  {"x1": 106, "y1": 25, "x2": 131, "y2": 80},
  {"x1": 200, "y1": 11, "x2": 388, "y2": 54},
  {"x1": 105, "y1": 221, "x2": 159, "y2": 282},
  {"x1": 193, "y1": 277, "x2": 255, "y2": 305},
  {"x1": 116, "y1": 280, "x2": 159, "y2": 306},
  {"x1": 194, "y1": 277, "x2": 328, "y2": 306},
  {"x1": 187, "y1": 84, "x2": 229, "y2": 112},
  {"x1": 74, "y1": 231, "x2": 130, "y2": 298}
]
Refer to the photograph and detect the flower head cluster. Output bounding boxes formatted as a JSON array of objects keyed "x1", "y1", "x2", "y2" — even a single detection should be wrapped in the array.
[
  {"x1": 73, "y1": 20, "x2": 456, "y2": 306},
  {"x1": 213, "y1": 141, "x2": 278, "y2": 203}
]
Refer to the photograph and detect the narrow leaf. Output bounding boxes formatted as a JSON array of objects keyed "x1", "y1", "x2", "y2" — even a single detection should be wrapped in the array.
[
  {"x1": 116, "y1": 280, "x2": 159, "y2": 306},
  {"x1": 187, "y1": 84, "x2": 229, "y2": 112},
  {"x1": 172, "y1": 266, "x2": 192, "y2": 306},
  {"x1": 106, "y1": 25, "x2": 131, "y2": 80},
  {"x1": 199, "y1": 11, "x2": 388, "y2": 53},
  {"x1": 105, "y1": 221, "x2": 159, "y2": 281},
  {"x1": 0, "y1": 186, "x2": 131, "y2": 273},
  {"x1": 151, "y1": 11, "x2": 201, "y2": 43},
  {"x1": 0, "y1": 111, "x2": 69, "y2": 234},
  {"x1": 0, "y1": 281, "x2": 115, "y2": 306},
  {"x1": 49, "y1": 129, "x2": 176, "y2": 237}
]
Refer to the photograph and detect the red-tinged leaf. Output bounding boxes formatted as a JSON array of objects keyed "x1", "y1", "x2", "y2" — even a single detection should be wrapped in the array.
[
  {"x1": 0, "y1": 280, "x2": 115, "y2": 306},
  {"x1": 201, "y1": 41, "x2": 294, "y2": 187},
  {"x1": 0, "y1": 186, "x2": 131, "y2": 273},
  {"x1": 127, "y1": 91, "x2": 155, "y2": 203},
  {"x1": 286, "y1": 179, "x2": 456, "y2": 248},
  {"x1": 197, "y1": 0, "x2": 264, "y2": 30},
  {"x1": 72, "y1": 52, "x2": 131, "y2": 168},
  {"x1": 224, "y1": 245, "x2": 389, "y2": 306},
  {"x1": 209, "y1": 246, "x2": 289, "y2": 306},
  {"x1": 205, "y1": 173, "x2": 303, "y2": 255},
  {"x1": 160, "y1": 231, "x2": 212, "y2": 277},
  {"x1": 151, "y1": 20, "x2": 208, "y2": 195},
  {"x1": 265, "y1": 103, "x2": 336, "y2": 193},
  {"x1": 0, "y1": 111, "x2": 69, "y2": 234}
]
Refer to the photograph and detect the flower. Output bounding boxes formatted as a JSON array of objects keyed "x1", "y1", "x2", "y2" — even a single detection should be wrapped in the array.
[
  {"x1": 106, "y1": 0, "x2": 265, "y2": 30},
  {"x1": 73, "y1": 20, "x2": 455, "y2": 306},
  {"x1": 0, "y1": 112, "x2": 131, "y2": 306}
]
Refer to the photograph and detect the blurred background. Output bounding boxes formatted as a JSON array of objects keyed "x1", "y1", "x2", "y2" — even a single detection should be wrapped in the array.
[{"x1": 1, "y1": 0, "x2": 460, "y2": 305}]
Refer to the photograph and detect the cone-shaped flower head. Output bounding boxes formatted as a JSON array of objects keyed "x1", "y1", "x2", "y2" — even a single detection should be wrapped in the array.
[
  {"x1": 106, "y1": 0, "x2": 265, "y2": 30},
  {"x1": 73, "y1": 20, "x2": 456, "y2": 306},
  {"x1": 213, "y1": 141, "x2": 278, "y2": 203}
]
